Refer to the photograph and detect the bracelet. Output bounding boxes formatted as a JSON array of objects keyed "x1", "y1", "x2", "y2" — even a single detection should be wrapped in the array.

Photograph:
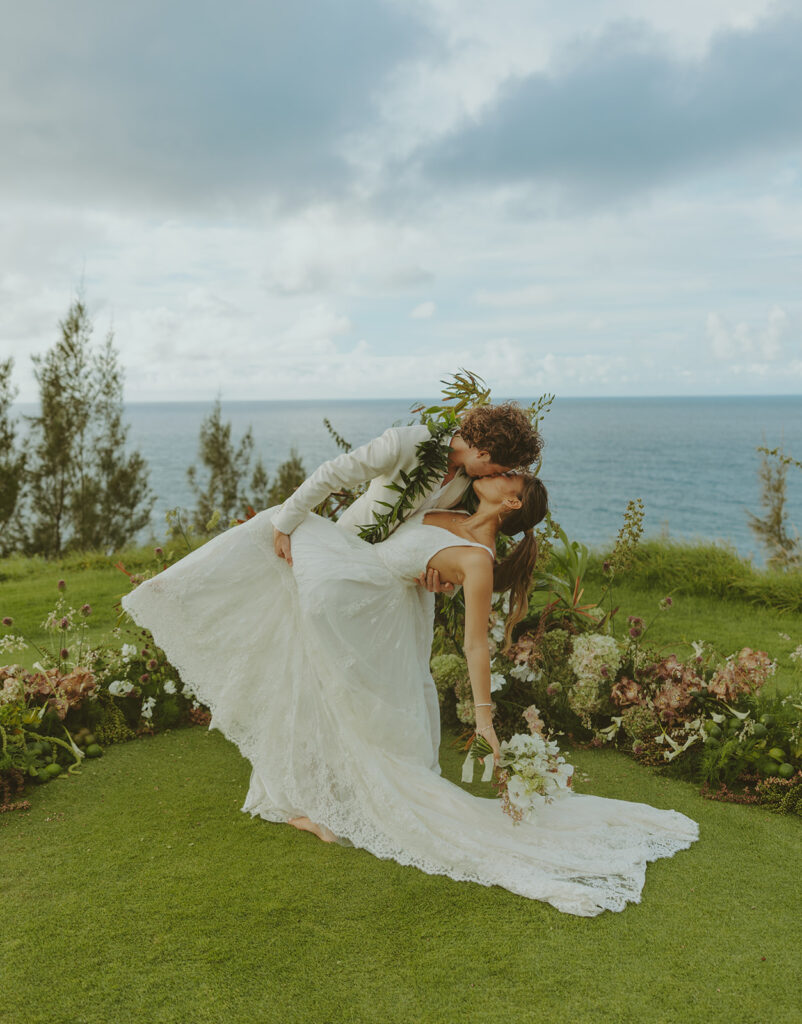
[
  {"x1": 475, "y1": 702, "x2": 493, "y2": 707},
  {"x1": 475, "y1": 724, "x2": 495, "y2": 735}
]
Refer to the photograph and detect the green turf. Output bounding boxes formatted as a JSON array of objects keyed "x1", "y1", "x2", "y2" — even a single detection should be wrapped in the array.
[
  {"x1": 2, "y1": 546, "x2": 801, "y2": 1022},
  {"x1": 1, "y1": 724, "x2": 799, "y2": 1024}
]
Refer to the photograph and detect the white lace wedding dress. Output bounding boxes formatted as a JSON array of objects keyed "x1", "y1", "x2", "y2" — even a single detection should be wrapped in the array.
[{"x1": 121, "y1": 505, "x2": 699, "y2": 916}]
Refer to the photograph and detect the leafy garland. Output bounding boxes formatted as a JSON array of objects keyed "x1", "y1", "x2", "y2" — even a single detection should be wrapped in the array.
[
  {"x1": 357, "y1": 370, "x2": 490, "y2": 544},
  {"x1": 356, "y1": 369, "x2": 556, "y2": 544}
]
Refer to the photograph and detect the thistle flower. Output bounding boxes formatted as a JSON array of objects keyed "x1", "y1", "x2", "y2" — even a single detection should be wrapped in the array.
[
  {"x1": 60, "y1": 616, "x2": 70, "y2": 629},
  {"x1": 154, "y1": 546, "x2": 164, "y2": 556},
  {"x1": 147, "y1": 658, "x2": 158, "y2": 671},
  {"x1": 659, "y1": 595, "x2": 674, "y2": 610},
  {"x1": 1, "y1": 617, "x2": 12, "y2": 627},
  {"x1": 81, "y1": 604, "x2": 92, "y2": 617},
  {"x1": 141, "y1": 648, "x2": 149, "y2": 658},
  {"x1": 140, "y1": 672, "x2": 150, "y2": 683},
  {"x1": 60, "y1": 648, "x2": 69, "y2": 659},
  {"x1": 57, "y1": 579, "x2": 66, "y2": 591}
]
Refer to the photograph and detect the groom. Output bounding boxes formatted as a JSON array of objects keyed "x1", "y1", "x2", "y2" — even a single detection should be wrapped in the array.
[
  {"x1": 270, "y1": 401, "x2": 542, "y2": 777},
  {"x1": 271, "y1": 401, "x2": 543, "y2": 578}
]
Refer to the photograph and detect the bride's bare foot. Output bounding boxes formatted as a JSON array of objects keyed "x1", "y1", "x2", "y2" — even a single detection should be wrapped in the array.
[{"x1": 288, "y1": 816, "x2": 338, "y2": 843}]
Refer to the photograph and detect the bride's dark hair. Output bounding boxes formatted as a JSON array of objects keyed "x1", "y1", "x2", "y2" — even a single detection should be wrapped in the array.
[{"x1": 492, "y1": 474, "x2": 548, "y2": 651}]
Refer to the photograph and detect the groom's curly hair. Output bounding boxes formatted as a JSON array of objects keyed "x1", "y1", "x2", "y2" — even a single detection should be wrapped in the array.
[{"x1": 458, "y1": 402, "x2": 543, "y2": 469}]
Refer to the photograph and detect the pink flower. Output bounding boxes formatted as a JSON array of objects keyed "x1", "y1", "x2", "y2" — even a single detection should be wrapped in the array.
[
  {"x1": 610, "y1": 677, "x2": 642, "y2": 707},
  {"x1": 154, "y1": 547, "x2": 164, "y2": 556},
  {"x1": 57, "y1": 579, "x2": 66, "y2": 590},
  {"x1": 522, "y1": 704, "x2": 545, "y2": 736}
]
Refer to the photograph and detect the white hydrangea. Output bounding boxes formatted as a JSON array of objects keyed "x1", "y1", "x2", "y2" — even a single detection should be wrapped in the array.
[{"x1": 568, "y1": 633, "x2": 622, "y2": 686}]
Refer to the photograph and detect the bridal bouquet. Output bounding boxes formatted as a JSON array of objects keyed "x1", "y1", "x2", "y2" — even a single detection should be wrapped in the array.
[{"x1": 463, "y1": 731, "x2": 574, "y2": 824}]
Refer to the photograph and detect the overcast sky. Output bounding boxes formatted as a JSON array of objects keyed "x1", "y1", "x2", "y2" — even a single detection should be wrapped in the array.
[{"x1": 2, "y1": 0, "x2": 801, "y2": 402}]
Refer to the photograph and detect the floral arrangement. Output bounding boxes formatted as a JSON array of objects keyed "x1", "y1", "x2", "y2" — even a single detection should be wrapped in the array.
[
  {"x1": 432, "y1": 515, "x2": 802, "y2": 815},
  {"x1": 0, "y1": 567, "x2": 206, "y2": 804}
]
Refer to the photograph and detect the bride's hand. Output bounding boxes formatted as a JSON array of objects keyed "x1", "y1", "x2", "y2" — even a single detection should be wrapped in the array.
[
  {"x1": 475, "y1": 708, "x2": 500, "y2": 765},
  {"x1": 273, "y1": 527, "x2": 293, "y2": 566}
]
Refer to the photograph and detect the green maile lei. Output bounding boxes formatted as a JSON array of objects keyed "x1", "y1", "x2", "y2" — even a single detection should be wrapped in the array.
[{"x1": 356, "y1": 369, "x2": 554, "y2": 545}]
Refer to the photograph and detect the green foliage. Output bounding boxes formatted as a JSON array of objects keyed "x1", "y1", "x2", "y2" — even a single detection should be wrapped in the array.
[
  {"x1": 186, "y1": 397, "x2": 255, "y2": 531},
  {"x1": 584, "y1": 539, "x2": 802, "y2": 614},
  {"x1": 18, "y1": 298, "x2": 153, "y2": 557},
  {"x1": 747, "y1": 445, "x2": 800, "y2": 569},
  {"x1": 756, "y1": 771, "x2": 802, "y2": 816},
  {"x1": 0, "y1": 358, "x2": 26, "y2": 555},
  {"x1": 264, "y1": 448, "x2": 306, "y2": 507}
]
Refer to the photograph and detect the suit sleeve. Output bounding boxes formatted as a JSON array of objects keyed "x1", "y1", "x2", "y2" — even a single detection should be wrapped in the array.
[{"x1": 271, "y1": 426, "x2": 404, "y2": 535}]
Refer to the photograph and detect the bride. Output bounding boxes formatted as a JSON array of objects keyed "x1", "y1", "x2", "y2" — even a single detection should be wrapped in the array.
[{"x1": 121, "y1": 471, "x2": 699, "y2": 917}]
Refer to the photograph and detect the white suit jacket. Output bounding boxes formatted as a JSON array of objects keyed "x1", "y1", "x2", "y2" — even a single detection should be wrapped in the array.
[{"x1": 271, "y1": 424, "x2": 472, "y2": 537}]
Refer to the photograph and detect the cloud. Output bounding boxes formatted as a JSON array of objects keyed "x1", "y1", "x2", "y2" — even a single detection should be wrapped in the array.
[
  {"x1": 418, "y1": 10, "x2": 802, "y2": 201},
  {"x1": 1, "y1": 0, "x2": 432, "y2": 210},
  {"x1": 410, "y1": 300, "x2": 436, "y2": 318},
  {"x1": 707, "y1": 305, "x2": 790, "y2": 361}
]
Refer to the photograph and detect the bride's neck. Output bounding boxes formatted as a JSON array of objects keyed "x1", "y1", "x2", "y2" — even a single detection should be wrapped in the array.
[{"x1": 464, "y1": 503, "x2": 501, "y2": 545}]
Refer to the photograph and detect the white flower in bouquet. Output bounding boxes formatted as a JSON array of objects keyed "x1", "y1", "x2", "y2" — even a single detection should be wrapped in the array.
[
  {"x1": 121, "y1": 643, "x2": 138, "y2": 661},
  {"x1": 141, "y1": 695, "x2": 157, "y2": 719},
  {"x1": 462, "y1": 730, "x2": 574, "y2": 823},
  {"x1": 163, "y1": 679, "x2": 177, "y2": 694},
  {"x1": 497, "y1": 733, "x2": 574, "y2": 824}
]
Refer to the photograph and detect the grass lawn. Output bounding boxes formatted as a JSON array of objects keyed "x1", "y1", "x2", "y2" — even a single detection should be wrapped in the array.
[
  {"x1": 2, "y1": 547, "x2": 801, "y2": 1023},
  {"x1": 1, "y1": 722, "x2": 799, "y2": 1024}
]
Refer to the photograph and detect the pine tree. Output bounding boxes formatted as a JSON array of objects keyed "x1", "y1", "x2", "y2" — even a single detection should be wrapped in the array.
[
  {"x1": 22, "y1": 297, "x2": 153, "y2": 556},
  {"x1": 266, "y1": 449, "x2": 306, "y2": 507},
  {"x1": 249, "y1": 456, "x2": 271, "y2": 510},
  {"x1": 81, "y1": 331, "x2": 153, "y2": 550},
  {"x1": 187, "y1": 398, "x2": 255, "y2": 531},
  {"x1": 0, "y1": 359, "x2": 26, "y2": 555},
  {"x1": 747, "y1": 446, "x2": 800, "y2": 569}
]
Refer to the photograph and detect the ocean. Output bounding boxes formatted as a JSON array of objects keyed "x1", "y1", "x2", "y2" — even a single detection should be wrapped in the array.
[{"x1": 13, "y1": 396, "x2": 802, "y2": 560}]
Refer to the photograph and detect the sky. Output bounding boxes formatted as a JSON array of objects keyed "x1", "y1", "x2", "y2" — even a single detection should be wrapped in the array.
[{"x1": 2, "y1": 0, "x2": 801, "y2": 402}]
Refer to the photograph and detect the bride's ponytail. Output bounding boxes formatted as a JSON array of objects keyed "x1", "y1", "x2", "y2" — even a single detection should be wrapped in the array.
[{"x1": 493, "y1": 476, "x2": 548, "y2": 651}]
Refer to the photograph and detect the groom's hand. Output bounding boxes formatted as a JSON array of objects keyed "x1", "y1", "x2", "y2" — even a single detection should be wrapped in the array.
[
  {"x1": 416, "y1": 569, "x2": 454, "y2": 594},
  {"x1": 273, "y1": 527, "x2": 293, "y2": 566}
]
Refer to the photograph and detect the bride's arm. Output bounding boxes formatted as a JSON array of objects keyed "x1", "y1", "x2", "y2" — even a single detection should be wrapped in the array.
[{"x1": 461, "y1": 555, "x2": 500, "y2": 762}]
